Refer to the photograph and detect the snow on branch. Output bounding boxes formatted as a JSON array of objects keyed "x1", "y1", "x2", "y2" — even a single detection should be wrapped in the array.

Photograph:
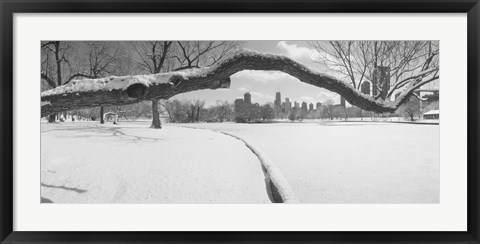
[{"x1": 41, "y1": 49, "x2": 438, "y2": 117}]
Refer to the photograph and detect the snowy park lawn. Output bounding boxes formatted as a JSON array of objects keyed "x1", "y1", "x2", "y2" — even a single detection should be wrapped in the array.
[
  {"x1": 181, "y1": 121, "x2": 440, "y2": 203},
  {"x1": 41, "y1": 121, "x2": 272, "y2": 204}
]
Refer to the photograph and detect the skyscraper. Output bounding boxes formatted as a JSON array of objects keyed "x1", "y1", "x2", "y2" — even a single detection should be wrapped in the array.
[
  {"x1": 244, "y1": 92, "x2": 251, "y2": 105},
  {"x1": 316, "y1": 102, "x2": 322, "y2": 110},
  {"x1": 361, "y1": 81, "x2": 371, "y2": 95},
  {"x1": 274, "y1": 92, "x2": 282, "y2": 114},
  {"x1": 285, "y1": 98, "x2": 292, "y2": 112},
  {"x1": 340, "y1": 97, "x2": 346, "y2": 107},
  {"x1": 301, "y1": 101, "x2": 308, "y2": 114},
  {"x1": 309, "y1": 103, "x2": 314, "y2": 112},
  {"x1": 274, "y1": 92, "x2": 281, "y2": 107}
]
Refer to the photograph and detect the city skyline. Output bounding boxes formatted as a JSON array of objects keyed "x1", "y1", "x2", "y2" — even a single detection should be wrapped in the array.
[{"x1": 233, "y1": 90, "x2": 331, "y2": 109}]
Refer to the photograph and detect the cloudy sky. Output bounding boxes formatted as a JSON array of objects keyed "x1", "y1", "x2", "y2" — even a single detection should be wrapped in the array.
[{"x1": 172, "y1": 41, "x2": 343, "y2": 107}]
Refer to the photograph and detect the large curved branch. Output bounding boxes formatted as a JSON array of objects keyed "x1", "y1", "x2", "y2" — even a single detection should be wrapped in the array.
[{"x1": 41, "y1": 50, "x2": 437, "y2": 117}]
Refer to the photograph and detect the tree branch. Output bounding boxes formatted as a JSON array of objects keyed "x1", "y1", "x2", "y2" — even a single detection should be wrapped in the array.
[
  {"x1": 64, "y1": 73, "x2": 97, "y2": 85},
  {"x1": 41, "y1": 72, "x2": 57, "y2": 89},
  {"x1": 40, "y1": 50, "x2": 438, "y2": 117}
]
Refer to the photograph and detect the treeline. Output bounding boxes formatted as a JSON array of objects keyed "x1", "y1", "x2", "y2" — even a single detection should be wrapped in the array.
[
  {"x1": 162, "y1": 100, "x2": 234, "y2": 123},
  {"x1": 234, "y1": 104, "x2": 275, "y2": 123},
  {"x1": 62, "y1": 101, "x2": 154, "y2": 122},
  {"x1": 276, "y1": 103, "x2": 367, "y2": 121}
]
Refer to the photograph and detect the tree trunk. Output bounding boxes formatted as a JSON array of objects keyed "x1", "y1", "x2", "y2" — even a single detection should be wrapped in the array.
[
  {"x1": 196, "y1": 107, "x2": 201, "y2": 122},
  {"x1": 151, "y1": 98, "x2": 162, "y2": 129},
  {"x1": 48, "y1": 114, "x2": 56, "y2": 123},
  {"x1": 100, "y1": 106, "x2": 105, "y2": 124}
]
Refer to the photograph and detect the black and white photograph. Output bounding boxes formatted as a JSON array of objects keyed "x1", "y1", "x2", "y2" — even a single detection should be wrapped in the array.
[{"x1": 40, "y1": 40, "x2": 440, "y2": 204}]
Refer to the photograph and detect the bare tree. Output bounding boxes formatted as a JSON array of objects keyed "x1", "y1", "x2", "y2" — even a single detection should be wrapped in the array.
[
  {"x1": 399, "y1": 95, "x2": 421, "y2": 121},
  {"x1": 323, "y1": 100, "x2": 335, "y2": 120},
  {"x1": 173, "y1": 41, "x2": 244, "y2": 70},
  {"x1": 161, "y1": 99, "x2": 189, "y2": 123},
  {"x1": 130, "y1": 41, "x2": 173, "y2": 128},
  {"x1": 214, "y1": 101, "x2": 233, "y2": 122},
  {"x1": 288, "y1": 107, "x2": 298, "y2": 121},
  {"x1": 41, "y1": 41, "x2": 97, "y2": 122},
  {"x1": 309, "y1": 41, "x2": 439, "y2": 101},
  {"x1": 260, "y1": 104, "x2": 275, "y2": 121},
  {"x1": 160, "y1": 100, "x2": 176, "y2": 122},
  {"x1": 186, "y1": 99, "x2": 205, "y2": 122}
]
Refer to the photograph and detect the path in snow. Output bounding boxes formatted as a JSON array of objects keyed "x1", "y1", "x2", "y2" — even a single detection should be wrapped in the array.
[
  {"x1": 41, "y1": 122, "x2": 272, "y2": 203},
  {"x1": 181, "y1": 126, "x2": 299, "y2": 203},
  {"x1": 180, "y1": 121, "x2": 440, "y2": 203}
]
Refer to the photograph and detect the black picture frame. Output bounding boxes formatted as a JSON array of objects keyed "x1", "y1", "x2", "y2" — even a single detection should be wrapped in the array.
[{"x1": 1, "y1": 0, "x2": 479, "y2": 243}]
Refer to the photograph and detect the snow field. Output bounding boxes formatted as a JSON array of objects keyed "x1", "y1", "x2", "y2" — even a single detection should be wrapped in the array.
[
  {"x1": 198, "y1": 129, "x2": 299, "y2": 203},
  {"x1": 41, "y1": 122, "x2": 272, "y2": 203},
  {"x1": 180, "y1": 122, "x2": 440, "y2": 203}
]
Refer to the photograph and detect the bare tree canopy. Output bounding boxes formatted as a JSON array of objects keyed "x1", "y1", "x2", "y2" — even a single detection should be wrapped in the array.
[
  {"x1": 173, "y1": 41, "x2": 244, "y2": 70},
  {"x1": 308, "y1": 41, "x2": 439, "y2": 100},
  {"x1": 41, "y1": 49, "x2": 439, "y2": 117}
]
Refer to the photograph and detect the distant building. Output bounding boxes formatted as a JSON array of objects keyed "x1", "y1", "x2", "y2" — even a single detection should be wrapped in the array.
[
  {"x1": 316, "y1": 102, "x2": 322, "y2": 110},
  {"x1": 361, "y1": 81, "x2": 371, "y2": 95},
  {"x1": 309, "y1": 103, "x2": 314, "y2": 112},
  {"x1": 301, "y1": 102, "x2": 308, "y2": 114},
  {"x1": 234, "y1": 98, "x2": 245, "y2": 113},
  {"x1": 244, "y1": 92, "x2": 251, "y2": 105},
  {"x1": 285, "y1": 98, "x2": 292, "y2": 112},
  {"x1": 423, "y1": 109, "x2": 439, "y2": 120},
  {"x1": 340, "y1": 97, "x2": 346, "y2": 107},
  {"x1": 294, "y1": 101, "x2": 299, "y2": 109},
  {"x1": 274, "y1": 92, "x2": 281, "y2": 107},
  {"x1": 274, "y1": 92, "x2": 282, "y2": 114}
]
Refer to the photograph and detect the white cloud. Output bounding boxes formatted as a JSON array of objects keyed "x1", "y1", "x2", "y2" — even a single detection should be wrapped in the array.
[
  {"x1": 316, "y1": 89, "x2": 340, "y2": 104},
  {"x1": 276, "y1": 41, "x2": 320, "y2": 61},
  {"x1": 231, "y1": 70, "x2": 298, "y2": 83},
  {"x1": 295, "y1": 91, "x2": 339, "y2": 105},
  {"x1": 298, "y1": 96, "x2": 315, "y2": 104},
  {"x1": 237, "y1": 86, "x2": 248, "y2": 92},
  {"x1": 277, "y1": 41, "x2": 352, "y2": 80}
]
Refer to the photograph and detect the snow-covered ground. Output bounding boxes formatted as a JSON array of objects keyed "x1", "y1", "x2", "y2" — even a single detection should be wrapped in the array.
[
  {"x1": 41, "y1": 120, "x2": 439, "y2": 204},
  {"x1": 41, "y1": 121, "x2": 272, "y2": 203},
  {"x1": 181, "y1": 121, "x2": 440, "y2": 203}
]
